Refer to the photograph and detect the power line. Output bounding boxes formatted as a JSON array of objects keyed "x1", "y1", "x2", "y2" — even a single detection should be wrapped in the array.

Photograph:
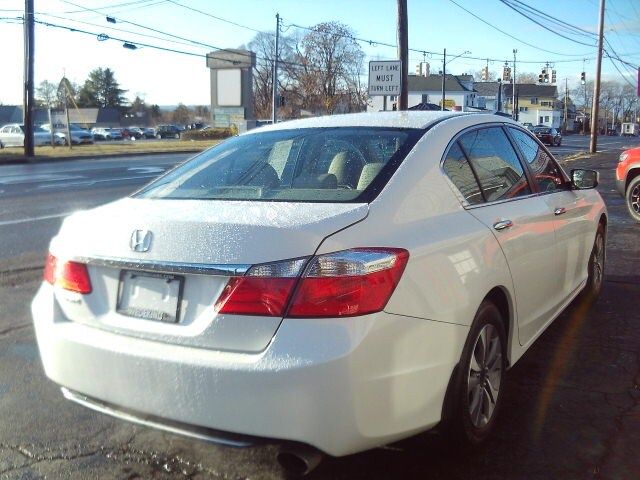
[
  {"x1": 505, "y1": 0, "x2": 597, "y2": 38},
  {"x1": 35, "y1": 11, "x2": 201, "y2": 50},
  {"x1": 285, "y1": 17, "x2": 591, "y2": 65},
  {"x1": 61, "y1": 0, "x2": 158, "y2": 14},
  {"x1": 447, "y1": 0, "x2": 593, "y2": 56},
  {"x1": 58, "y1": 0, "x2": 251, "y2": 58},
  {"x1": 605, "y1": 52, "x2": 637, "y2": 90},
  {"x1": 31, "y1": 18, "x2": 339, "y2": 76},
  {"x1": 166, "y1": 0, "x2": 269, "y2": 35},
  {"x1": 498, "y1": 0, "x2": 597, "y2": 48}
]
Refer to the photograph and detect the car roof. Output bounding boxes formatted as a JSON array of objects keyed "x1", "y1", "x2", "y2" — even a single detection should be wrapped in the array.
[{"x1": 247, "y1": 111, "x2": 516, "y2": 134}]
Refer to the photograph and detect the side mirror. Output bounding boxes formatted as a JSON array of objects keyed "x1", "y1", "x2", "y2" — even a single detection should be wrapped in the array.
[{"x1": 571, "y1": 169, "x2": 599, "y2": 189}]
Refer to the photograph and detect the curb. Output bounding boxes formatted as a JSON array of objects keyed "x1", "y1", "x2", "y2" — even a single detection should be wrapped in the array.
[{"x1": 0, "y1": 148, "x2": 205, "y2": 166}]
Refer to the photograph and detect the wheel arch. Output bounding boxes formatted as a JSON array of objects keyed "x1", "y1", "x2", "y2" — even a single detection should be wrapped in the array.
[
  {"x1": 483, "y1": 286, "x2": 514, "y2": 367},
  {"x1": 626, "y1": 166, "x2": 640, "y2": 191}
]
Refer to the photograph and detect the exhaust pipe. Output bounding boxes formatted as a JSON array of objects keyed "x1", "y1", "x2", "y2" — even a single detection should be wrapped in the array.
[{"x1": 276, "y1": 445, "x2": 324, "y2": 476}]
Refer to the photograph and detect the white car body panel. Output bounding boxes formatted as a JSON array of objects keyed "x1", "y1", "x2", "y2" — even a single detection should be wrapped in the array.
[
  {"x1": 32, "y1": 112, "x2": 607, "y2": 456},
  {"x1": 33, "y1": 282, "x2": 468, "y2": 456}
]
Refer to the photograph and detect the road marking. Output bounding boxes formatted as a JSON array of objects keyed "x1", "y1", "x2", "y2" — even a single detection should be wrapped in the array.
[
  {"x1": 127, "y1": 167, "x2": 166, "y2": 174},
  {"x1": 0, "y1": 174, "x2": 82, "y2": 185},
  {"x1": 35, "y1": 174, "x2": 159, "y2": 190},
  {"x1": 0, "y1": 211, "x2": 73, "y2": 226}
]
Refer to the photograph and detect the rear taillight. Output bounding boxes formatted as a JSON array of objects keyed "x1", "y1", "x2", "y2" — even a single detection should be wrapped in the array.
[
  {"x1": 288, "y1": 248, "x2": 408, "y2": 317},
  {"x1": 215, "y1": 258, "x2": 307, "y2": 316},
  {"x1": 215, "y1": 248, "x2": 408, "y2": 318},
  {"x1": 44, "y1": 253, "x2": 92, "y2": 294}
]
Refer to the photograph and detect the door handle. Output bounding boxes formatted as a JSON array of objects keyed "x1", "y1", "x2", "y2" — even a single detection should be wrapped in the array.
[
  {"x1": 554, "y1": 207, "x2": 566, "y2": 216},
  {"x1": 493, "y1": 220, "x2": 513, "y2": 231}
]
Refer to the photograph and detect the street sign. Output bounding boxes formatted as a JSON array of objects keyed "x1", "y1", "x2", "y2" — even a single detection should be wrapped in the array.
[{"x1": 368, "y1": 60, "x2": 402, "y2": 96}]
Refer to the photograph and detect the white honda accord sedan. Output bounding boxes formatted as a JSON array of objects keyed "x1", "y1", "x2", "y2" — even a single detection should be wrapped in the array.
[{"x1": 32, "y1": 112, "x2": 606, "y2": 471}]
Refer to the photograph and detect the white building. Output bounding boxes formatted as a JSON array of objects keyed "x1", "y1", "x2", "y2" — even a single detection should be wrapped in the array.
[{"x1": 368, "y1": 74, "x2": 483, "y2": 112}]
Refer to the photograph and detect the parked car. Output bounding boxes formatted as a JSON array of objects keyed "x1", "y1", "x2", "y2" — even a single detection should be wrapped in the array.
[
  {"x1": 616, "y1": 146, "x2": 640, "y2": 222},
  {"x1": 155, "y1": 124, "x2": 181, "y2": 139},
  {"x1": 32, "y1": 112, "x2": 606, "y2": 474},
  {"x1": 91, "y1": 128, "x2": 111, "y2": 141},
  {"x1": 143, "y1": 127, "x2": 156, "y2": 139},
  {"x1": 0, "y1": 124, "x2": 63, "y2": 147},
  {"x1": 123, "y1": 127, "x2": 144, "y2": 139},
  {"x1": 41, "y1": 123, "x2": 94, "y2": 145},
  {"x1": 104, "y1": 128, "x2": 123, "y2": 140},
  {"x1": 533, "y1": 126, "x2": 562, "y2": 146}
]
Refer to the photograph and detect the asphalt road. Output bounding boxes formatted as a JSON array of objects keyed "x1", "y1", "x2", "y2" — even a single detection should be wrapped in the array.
[
  {"x1": 0, "y1": 138, "x2": 639, "y2": 479},
  {"x1": 0, "y1": 153, "x2": 191, "y2": 267}
]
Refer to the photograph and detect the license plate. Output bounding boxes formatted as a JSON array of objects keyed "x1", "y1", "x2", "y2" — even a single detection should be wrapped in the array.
[{"x1": 116, "y1": 270, "x2": 184, "y2": 323}]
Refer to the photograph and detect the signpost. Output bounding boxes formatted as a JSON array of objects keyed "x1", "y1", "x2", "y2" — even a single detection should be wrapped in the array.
[{"x1": 368, "y1": 60, "x2": 402, "y2": 99}]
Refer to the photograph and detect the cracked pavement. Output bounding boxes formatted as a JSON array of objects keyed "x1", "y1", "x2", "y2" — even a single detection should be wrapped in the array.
[{"x1": 0, "y1": 149, "x2": 638, "y2": 479}]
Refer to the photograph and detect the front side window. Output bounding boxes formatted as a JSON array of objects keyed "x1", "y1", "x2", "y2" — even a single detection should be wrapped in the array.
[
  {"x1": 136, "y1": 127, "x2": 422, "y2": 203},
  {"x1": 458, "y1": 127, "x2": 531, "y2": 202},
  {"x1": 509, "y1": 127, "x2": 566, "y2": 194}
]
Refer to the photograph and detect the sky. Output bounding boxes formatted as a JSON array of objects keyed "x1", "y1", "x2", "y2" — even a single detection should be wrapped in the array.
[{"x1": 0, "y1": 0, "x2": 638, "y2": 107}]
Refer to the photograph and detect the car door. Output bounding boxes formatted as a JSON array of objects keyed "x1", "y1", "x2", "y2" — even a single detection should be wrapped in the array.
[
  {"x1": 508, "y1": 127, "x2": 592, "y2": 302},
  {"x1": 453, "y1": 126, "x2": 561, "y2": 346},
  {"x1": 9, "y1": 126, "x2": 23, "y2": 146}
]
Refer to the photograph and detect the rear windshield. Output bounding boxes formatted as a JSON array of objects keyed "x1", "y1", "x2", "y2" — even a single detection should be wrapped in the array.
[
  {"x1": 534, "y1": 128, "x2": 551, "y2": 134},
  {"x1": 135, "y1": 127, "x2": 423, "y2": 203}
]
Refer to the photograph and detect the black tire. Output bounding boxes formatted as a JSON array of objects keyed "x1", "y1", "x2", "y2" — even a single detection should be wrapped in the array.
[
  {"x1": 447, "y1": 301, "x2": 507, "y2": 446},
  {"x1": 625, "y1": 176, "x2": 640, "y2": 223},
  {"x1": 156, "y1": 133, "x2": 162, "y2": 140},
  {"x1": 582, "y1": 223, "x2": 606, "y2": 301}
]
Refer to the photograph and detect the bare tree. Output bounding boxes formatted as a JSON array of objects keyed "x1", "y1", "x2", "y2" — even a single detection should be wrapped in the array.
[
  {"x1": 36, "y1": 80, "x2": 57, "y2": 108},
  {"x1": 516, "y1": 72, "x2": 539, "y2": 83},
  {"x1": 291, "y1": 22, "x2": 365, "y2": 115}
]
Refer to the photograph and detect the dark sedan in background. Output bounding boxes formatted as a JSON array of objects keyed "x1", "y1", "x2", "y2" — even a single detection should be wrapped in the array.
[{"x1": 533, "y1": 127, "x2": 562, "y2": 146}]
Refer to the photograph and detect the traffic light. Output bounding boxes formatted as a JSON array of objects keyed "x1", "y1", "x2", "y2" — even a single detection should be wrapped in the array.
[
  {"x1": 481, "y1": 67, "x2": 489, "y2": 81},
  {"x1": 551, "y1": 70, "x2": 557, "y2": 83},
  {"x1": 581, "y1": 71, "x2": 586, "y2": 85},
  {"x1": 539, "y1": 73, "x2": 544, "y2": 83},
  {"x1": 502, "y1": 66, "x2": 512, "y2": 82},
  {"x1": 542, "y1": 68, "x2": 549, "y2": 83}
]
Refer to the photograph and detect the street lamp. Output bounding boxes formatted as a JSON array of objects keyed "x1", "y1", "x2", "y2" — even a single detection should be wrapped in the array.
[{"x1": 442, "y1": 50, "x2": 471, "y2": 111}]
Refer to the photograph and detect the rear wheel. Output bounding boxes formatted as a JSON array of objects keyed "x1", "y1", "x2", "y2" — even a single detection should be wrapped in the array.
[
  {"x1": 156, "y1": 133, "x2": 162, "y2": 140},
  {"x1": 582, "y1": 223, "x2": 606, "y2": 301},
  {"x1": 447, "y1": 301, "x2": 506, "y2": 445},
  {"x1": 626, "y1": 176, "x2": 640, "y2": 223}
]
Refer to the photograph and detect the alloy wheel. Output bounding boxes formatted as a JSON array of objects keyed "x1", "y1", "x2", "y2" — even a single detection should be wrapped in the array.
[
  {"x1": 592, "y1": 231, "x2": 605, "y2": 292},
  {"x1": 467, "y1": 324, "x2": 503, "y2": 428},
  {"x1": 631, "y1": 184, "x2": 640, "y2": 215}
]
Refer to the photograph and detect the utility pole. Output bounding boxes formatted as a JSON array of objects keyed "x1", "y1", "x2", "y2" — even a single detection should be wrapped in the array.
[
  {"x1": 397, "y1": 0, "x2": 408, "y2": 110},
  {"x1": 590, "y1": 0, "x2": 605, "y2": 153},
  {"x1": 23, "y1": 0, "x2": 35, "y2": 158},
  {"x1": 563, "y1": 78, "x2": 568, "y2": 134},
  {"x1": 583, "y1": 59, "x2": 588, "y2": 135},
  {"x1": 271, "y1": 13, "x2": 280, "y2": 124},
  {"x1": 441, "y1": 48, "x2": 446, "y2": 111},
  {"x1": 512, "y1": 49, "x2": 517, "y2": 121}
]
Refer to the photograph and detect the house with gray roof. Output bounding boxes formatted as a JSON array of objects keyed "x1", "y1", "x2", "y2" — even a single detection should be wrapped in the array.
[{"x1": 368, "y1": 74, "x2": 483, "y2": 112}]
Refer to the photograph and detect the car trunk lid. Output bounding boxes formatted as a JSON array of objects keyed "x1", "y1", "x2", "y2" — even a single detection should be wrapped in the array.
[{"x1": 49, "y1": 197, "x2": 368, "y2": 353}]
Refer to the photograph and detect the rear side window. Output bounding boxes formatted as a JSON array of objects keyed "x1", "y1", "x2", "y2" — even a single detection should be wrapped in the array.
[
  {"x1": 135, "y1": 127, "x2": 422, "y2": 203},
  {"x1": 508, "y1": 128, "x2": 566, "y2": 194},
  {"x1": 443, "y1": 143, "x2": 483, "y2": 205},
  {"x1": 458, "y1": 127, "x2": 531, "y2": 202}
]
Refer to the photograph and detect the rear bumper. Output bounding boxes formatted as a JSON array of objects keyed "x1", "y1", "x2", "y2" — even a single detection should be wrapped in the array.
[{"x1": 32, "y1": 283, "x2": 467, "y2": 456}]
